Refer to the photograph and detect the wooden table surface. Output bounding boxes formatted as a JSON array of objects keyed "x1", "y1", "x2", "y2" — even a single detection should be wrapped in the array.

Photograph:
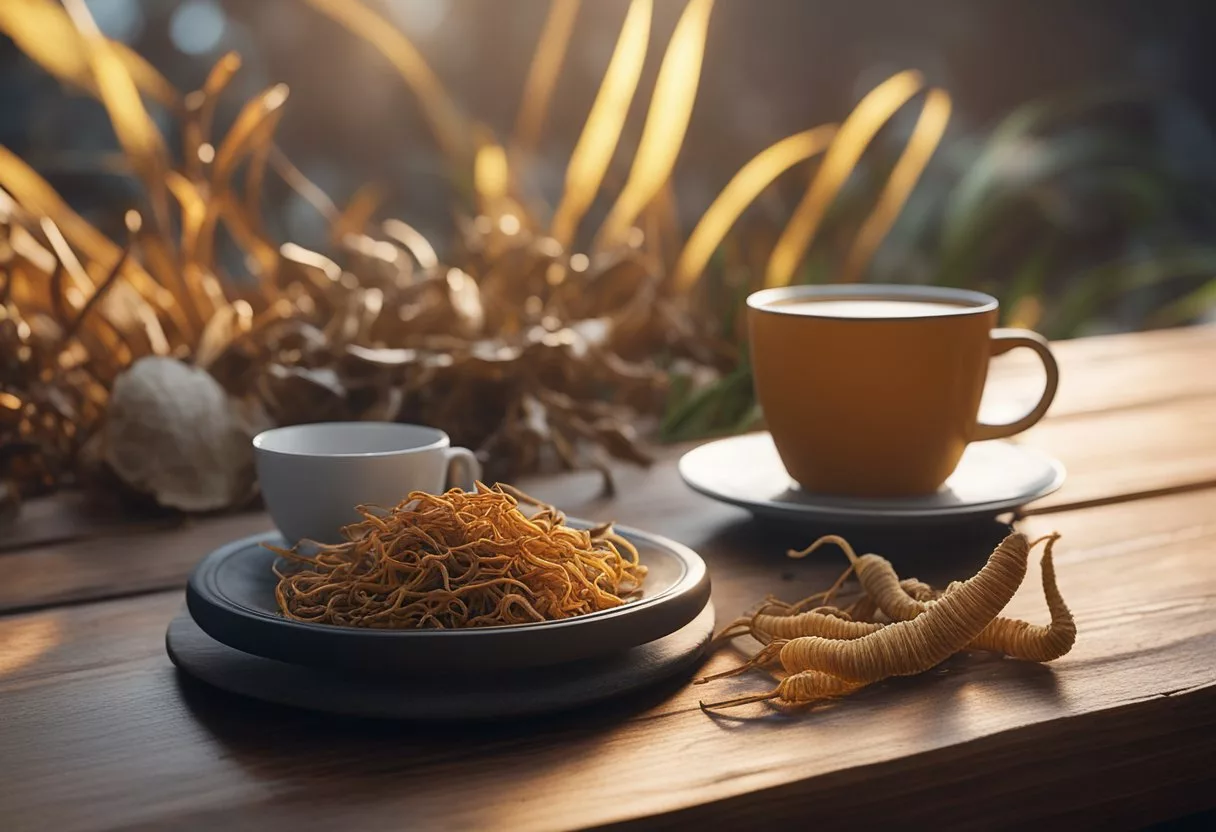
[{"x1": 2, "y1": 326, "x2": 1215, "y2": 831}]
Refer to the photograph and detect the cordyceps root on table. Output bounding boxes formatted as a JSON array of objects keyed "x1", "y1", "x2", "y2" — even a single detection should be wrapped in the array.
[{"x1": 698, "y1": 531, "x2": 1076, "y2": 711}]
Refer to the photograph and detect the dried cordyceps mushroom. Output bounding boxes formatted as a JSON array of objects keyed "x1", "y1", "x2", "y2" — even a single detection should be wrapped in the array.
[
  {"x1": 271, "y1": 482, "x2": 647, "y2": 628},
  {"x1": 699, "y1": 533, "x2": 1076, "y2": 711}
]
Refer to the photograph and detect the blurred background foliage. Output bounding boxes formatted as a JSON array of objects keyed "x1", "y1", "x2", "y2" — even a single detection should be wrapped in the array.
[{"x1": 3, "y1": 0, "x2": 1216, "y2": 443}]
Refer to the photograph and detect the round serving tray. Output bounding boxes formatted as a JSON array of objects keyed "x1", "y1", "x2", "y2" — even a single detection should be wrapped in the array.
[{"x1": 167, "y1": 602, "x2": 715, "y2": 721}]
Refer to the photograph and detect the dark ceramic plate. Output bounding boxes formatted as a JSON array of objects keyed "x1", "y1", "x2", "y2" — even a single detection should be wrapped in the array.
[{"x1": 185, "y1": 524, "x2": 711, "y2": 673}]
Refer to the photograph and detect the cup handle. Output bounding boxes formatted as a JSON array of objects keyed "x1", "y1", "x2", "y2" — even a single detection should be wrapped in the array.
[
  {"x1": 443, "y1": 446, "x2": 482, "y2": 492},
  {"x1": 973, "y1": 328, "x2": 1060, "y2": 441}
]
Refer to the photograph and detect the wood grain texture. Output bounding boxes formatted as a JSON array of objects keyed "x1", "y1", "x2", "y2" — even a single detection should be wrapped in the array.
[
  {"x1": 983, "y1": 323, "x2": 1216, "y2": 420},
  {"x1": 1, "y1": 327, "x2": 1213, "y2": 830},
  {"x1": 1, "y1": 487, "x2": 1213, "y2": 831},
  {"x1": 982, "y1": 324, "x2": 1216, "y2": 512},
  {"x1": 0, "y1": 510, "x2": 274, "y2": 614},
  {"x1": 2, "y1": 326, "x2": 1214, "y2": 615},
  {"x1": 0, "y1": 489, "x2": 184, "y2": 555},
  {"x1": 5, "y1": 390, "x2": 1216, "y2": 616},
  {"x1": 1022, "y1": 393, "x2": 1216, "y2": 511}
]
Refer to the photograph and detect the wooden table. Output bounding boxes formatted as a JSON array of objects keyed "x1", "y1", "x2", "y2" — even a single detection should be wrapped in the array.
[{"x1": 2, "y1": 326, "x2": 1215, "y2": 831}]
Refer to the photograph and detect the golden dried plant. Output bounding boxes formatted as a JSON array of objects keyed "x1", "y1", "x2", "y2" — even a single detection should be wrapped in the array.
[{"x1": 0, "y1": 0, "x2": 949, "y2": 509}]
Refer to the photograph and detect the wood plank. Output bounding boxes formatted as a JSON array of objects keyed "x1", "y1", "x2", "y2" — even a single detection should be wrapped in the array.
[
  {"x1": 1, "y1": 488, "x2": 1213, "y2": 830},
  {"x1": 1022, "y1": 393, "x2": 1216, "y2": 512},
  {"x1": 0, "y1": 510, "x2": 274, "y2": 614},
  {"x1": 0, "y1": 489, "x2": 184, "y2": 555},
  {"x1": 1031, "y1": 323, "x2": 1216, "y2": 363},
  {"x1": 4, "y1": 387, "x2": 1216, "y2": 616},
  {"x1": 2, "y1": 325, "x2": 1214, "y2": 614},
  {"x1": 983, "y1": 323, "x2": 1216, "y2": 420},
  {"x1": 629, "y1": 691, "x2": 1216, "y2": 831}
]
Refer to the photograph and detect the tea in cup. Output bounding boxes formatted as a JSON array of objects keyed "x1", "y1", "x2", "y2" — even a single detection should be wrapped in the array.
[{"x1": 747, "y1": 285, "x2": 1058, "y2": 497}]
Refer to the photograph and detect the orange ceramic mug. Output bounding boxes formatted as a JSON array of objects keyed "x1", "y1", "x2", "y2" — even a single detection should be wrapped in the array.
[{"x1": 747, "y1": 284, "x2": 1059, "y2": 497}]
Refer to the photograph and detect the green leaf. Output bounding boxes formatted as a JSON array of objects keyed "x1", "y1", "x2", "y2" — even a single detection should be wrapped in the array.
[
  {"x1": 1047, "y1": 247, "x2": 1216, "y2": 336},
  {"x1": 659, "y1": 361, "x2": 756, "y2": 442},
  {"x1": 1151, "y1": 276, "x2": 1216, "y2": 326}
]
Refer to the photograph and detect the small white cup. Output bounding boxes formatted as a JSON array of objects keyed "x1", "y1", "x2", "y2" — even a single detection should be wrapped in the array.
[{"x1": 252, "y1": 422, "x2": 482, "y2": 544}]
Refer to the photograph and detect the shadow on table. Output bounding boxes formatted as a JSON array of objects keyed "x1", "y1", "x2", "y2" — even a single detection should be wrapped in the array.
[
  {"x1": 699, "y1": 649, "x2": 1064, "y2": 728},
  {"x1": 173, "y1": 639, "x2": 1064, "y2": 806},
  {"x1": 693, "y1": 513, "x2": 1019, "y2": 590},
  {"x1": 175, "y1": 653, "x2": 695, "y2": 750},
  {"x1": 172, "y1": 661, "x2": 716, "y2": 812}
]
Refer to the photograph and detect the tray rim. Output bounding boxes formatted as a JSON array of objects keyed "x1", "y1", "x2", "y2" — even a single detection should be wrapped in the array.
[{"x1": 167, "y1": 602, "x2": 716, "y2": 721}]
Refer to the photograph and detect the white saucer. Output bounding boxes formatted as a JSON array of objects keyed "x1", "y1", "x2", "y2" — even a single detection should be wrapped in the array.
[{"x1": 678, "y1": 432, "x2": 1065, "y2": 526}]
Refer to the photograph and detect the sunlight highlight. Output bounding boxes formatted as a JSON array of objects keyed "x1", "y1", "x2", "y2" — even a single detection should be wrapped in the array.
[
  {"x1": 672, "y1": 124, "x2": 837, "y2": 292},
  {"x1": 841, "y1": 87, "x2": 952, "y2": 282},
  {"x1": 301, "y1": 0, "x2": 467, "y2": 164},
  {"x1": 383, "y1": 219, "x2": 439, "y2": 270},
  {"x1": 512, "y1": 0, "x2": 580, "y2": 157},
  {"x1": 475, "y1": 141, "x2": 510, "y2": 205},
  {"x1": 594, "y1": 0, "x2": 715, "y2": 252},
  {"x1": 64, "y1": 0, "x2": 172, "y2": 236},
  {"x1": 0, "y1": 618, "x2": 61, "y2": 678},
  {"x1": 0, "y1": 0, "x2": 179, "y2": 109},
  {"x1": 0, "y1": 146, "x2": 185, "y2": 345},
  {"x1": 765, "y1": 69, "x2": 924, "y2": 288},
  {"x1": 549, "y1": 0, "x2": 652, "y2": 246}
]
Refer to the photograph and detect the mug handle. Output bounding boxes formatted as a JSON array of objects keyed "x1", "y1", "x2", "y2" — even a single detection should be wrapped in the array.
[
  {"x1": 444, "y1": 446, "x2": 483, "y2": 492},
  {"x1": 973, "y1": 328, "x2": 1060, "y2": 441}
]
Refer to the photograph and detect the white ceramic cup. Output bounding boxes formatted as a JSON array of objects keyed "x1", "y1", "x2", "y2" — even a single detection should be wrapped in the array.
[{"x1": 253, "y1": 422, "x2": 482, "y2": 544}]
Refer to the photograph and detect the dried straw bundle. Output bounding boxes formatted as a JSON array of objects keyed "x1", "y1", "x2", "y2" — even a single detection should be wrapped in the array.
[{"x1": 0, "y1": 0, "x2": 950, "y2": 510}]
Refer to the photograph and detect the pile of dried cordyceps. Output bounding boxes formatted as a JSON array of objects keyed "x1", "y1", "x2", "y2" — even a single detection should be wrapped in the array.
[{"x1": 0, "y1": 0, "x2": 947, "y2": 513}]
